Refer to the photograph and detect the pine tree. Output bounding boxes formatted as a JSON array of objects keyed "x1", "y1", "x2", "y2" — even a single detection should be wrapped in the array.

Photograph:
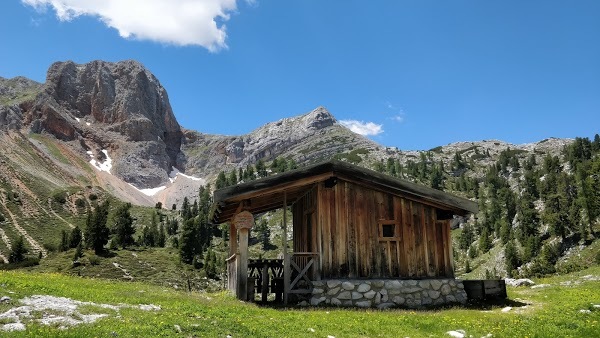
[
  {"x1": 245, "y1": 164, "x2": 255, "y2": 181},
  {"x1": 288, "y1": 158, "x2": 298, "y2": 170},
  {"x1": 499, "y1": 219, "x2": 511, "y2": 244},
  {"x1": 593, "y1": 134, "x2": 600, "y2": 152},
  {"x1": 142, "y1": 211, "x2": 160, "y2": 247},
  {"x1": 429, "y1": 161, "x2": 444, "y2": 191},
  {"x1": 256, "y1": 159, "x2": 267, "y2": 178},
  {"x1": 478, "y1": 227, "x2": 492, "y2": 253},
  {"x1": 215, "y1": 171, "x2": 228, "y2": 189},
  {"x1": 181, "y1": 197, "x2": 191, "y2": 221},
  {"x1": 166, "y1": 217, "x2": 179, "y2": 235},
  {"x1": 179, "y1": 218, "x2": 197, "y2": 264},
  {"x1": 516, "y1": 190, "x2": 539, "y2": 242},
  {"x1": 228, "y1": 170, "x2": 238, "y2": 186},
  {"x1": 204, "y1": 248, "x2": 217, "y2": 278},
  {"x1": 459, "y1": 223, "x2": 474, "y2": 251},
  {"x1": 522, "y1": 235, "x2": 541, "y2": 263},
  {"x1": 504, "y1": 240, "x2": 519, "y2": 277},
  {"x1": 69, "y1": 226, "x2": 82, "y2": 248},
  {"x1": 85, "y1": 200, "x2": 110, "y2": 255},
  {"x1": 113, "y1": 203, "x2": 135, "y2": 248},
  {"x1": 468, "y1": 244, "x2": 477, "y2": 259},
  {"x1": 157, "y1": 224, "x2": 166, "y2": 247},
  {"x1": 255, "y1": 218, "x2": 271, "y2": 250},
  {"x1": 9, "y1": 236, "x2": 27, "y2": 263},
  {"x1": 72, "y1": 242, "x2": 83, "y2": 261},
  {"x1": 60, "y1": 230, "x2": 69, "y2": 252}
]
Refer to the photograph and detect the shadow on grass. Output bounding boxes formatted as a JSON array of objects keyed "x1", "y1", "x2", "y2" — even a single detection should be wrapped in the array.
[
  {"x1": 96, "y1": 250, "x2": 117, "y2": 258},
  {"x1": 250, "y1": 297, "x2": 529, "y2": 312}
]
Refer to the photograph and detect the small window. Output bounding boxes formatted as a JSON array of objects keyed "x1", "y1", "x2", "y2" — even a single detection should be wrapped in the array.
[
  {"x1": 382, "y1": 224, "x2": 395, "y2": 237},
  {"x1": 378, "y1": 220, "x2": 398, "y2": 241}
]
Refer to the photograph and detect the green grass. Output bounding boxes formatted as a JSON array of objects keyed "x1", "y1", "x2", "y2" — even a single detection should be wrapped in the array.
[
  {"x1": 28, "y1": 133, "x2": 71, "y2": 165},
  {"x1": 0, "y1": 266, "x2": 599, "y2": 337}
]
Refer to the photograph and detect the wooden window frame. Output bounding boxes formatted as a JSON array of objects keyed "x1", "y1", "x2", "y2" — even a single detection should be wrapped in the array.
[{"x1": 378, "y1": 219, "x2": 401, "y2": 241}]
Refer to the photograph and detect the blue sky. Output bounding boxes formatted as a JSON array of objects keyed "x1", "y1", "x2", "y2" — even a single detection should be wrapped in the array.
[{"x1": 1, "y1": 1, "x2": 599, "y2": 150}]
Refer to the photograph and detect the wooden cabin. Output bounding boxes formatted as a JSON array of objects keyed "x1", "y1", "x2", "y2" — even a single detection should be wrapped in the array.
[{"x1": 212, "y1": 160, "x2": 478, "y2": 307}]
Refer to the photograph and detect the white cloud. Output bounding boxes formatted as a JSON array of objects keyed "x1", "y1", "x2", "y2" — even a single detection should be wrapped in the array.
[
  {"x1": 22, "y1": 0, "x2": 240, "y2": 51},
  {"x1": 339, "y1": 120, "x2": 383, "y2": 136},
  {"x1": 391, "y1": 114, "x2": 404, "y2": 123}
]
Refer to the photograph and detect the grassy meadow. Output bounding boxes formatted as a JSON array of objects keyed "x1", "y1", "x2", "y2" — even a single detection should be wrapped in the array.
[{"x1": 1, "y1": 267, "x2": 599, "y2": 337}]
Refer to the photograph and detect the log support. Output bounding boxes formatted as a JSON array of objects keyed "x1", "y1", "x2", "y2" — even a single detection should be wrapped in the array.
[{"x1": 233, "y1": 210, "x2": 254, "y2": 301}]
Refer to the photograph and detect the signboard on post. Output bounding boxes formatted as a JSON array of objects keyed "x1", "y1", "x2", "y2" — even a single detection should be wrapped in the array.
[{"x1": 234, "y1": 210, "x2": 254, "y2": 230}]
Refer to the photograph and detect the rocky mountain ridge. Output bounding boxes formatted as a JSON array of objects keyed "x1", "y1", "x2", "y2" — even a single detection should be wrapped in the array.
[{"x1": 0, "y1": 60, "x2": 578, "y2": 208}]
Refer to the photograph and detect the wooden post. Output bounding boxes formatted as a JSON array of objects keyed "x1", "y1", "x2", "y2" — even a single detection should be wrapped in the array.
[
  {"x1": 229, "y1": 222, "x2": 237, "y2": 256},
  {"x1": 261, "y1": 263, "x2": 269, "y2": 302},
  {"x1": 233, "y1": 211, "x2": 254, "y2": 301},
  {"x1": 283, "y1": 191, "x2": 290, "y2": 305}
]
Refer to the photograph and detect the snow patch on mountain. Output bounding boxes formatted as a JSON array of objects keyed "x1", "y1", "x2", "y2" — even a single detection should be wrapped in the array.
[
  {"x1": 168, "y1": 167, "x2": 205, "y2": 184},
  {"x1": 90, "y1": 150, "x2": 112, "y2": 173}
]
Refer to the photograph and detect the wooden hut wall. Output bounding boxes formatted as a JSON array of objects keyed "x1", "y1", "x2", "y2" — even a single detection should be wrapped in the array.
[
  {"x1": 316, "y1": 179, "x2": 454, "y2": 279},
  {"x1": 292, "y1": 187, "x2": 317, "y2": 254}
]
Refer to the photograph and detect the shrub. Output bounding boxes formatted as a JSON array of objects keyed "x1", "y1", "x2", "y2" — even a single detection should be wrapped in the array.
[
  {"x1": 88, "y1": 193, "x2": 98, "y2": 201},
  {"x1": 1, "y1": 257, "x2": 40, "y2": 270},
  {"x1": 88, "y1": 255, "x2": 101, "y2": 266},
  {"x1": 43, "y1": 241, "x2": 59, "y2": 253},
  {"x1": 75, "y1": 198, "x2": 86, "y2": 208},
  {"x1": 0, "y1": 212, "x2": 4, "y2": 222},
  {"x1": 52, "y1": 190, "x2": 67, "y2": 204}
]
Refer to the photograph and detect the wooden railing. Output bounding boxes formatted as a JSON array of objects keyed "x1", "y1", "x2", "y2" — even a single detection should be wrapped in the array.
[
  {"x1": 289, "y1": 252, "x2": 319, "y2": 294},
  {"x1": 226, "y1": 253, "x2": 238, "y2": 293}
]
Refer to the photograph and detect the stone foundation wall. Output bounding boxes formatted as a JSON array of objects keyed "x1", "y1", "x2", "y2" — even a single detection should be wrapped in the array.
[{"x1": 307, "y1": 279, "x2": 467, "y2": 309}]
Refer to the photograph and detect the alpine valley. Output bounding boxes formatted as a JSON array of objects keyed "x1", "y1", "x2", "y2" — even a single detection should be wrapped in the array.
[{"x1": 0, "y1": 60, "x2": 598, "y2": 286}]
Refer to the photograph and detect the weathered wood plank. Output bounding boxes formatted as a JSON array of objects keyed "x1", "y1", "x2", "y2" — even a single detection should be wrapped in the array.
[
  {"x1": 346, "y1": 183, "x2": 357, "y2": 278},
  {"x1": 394, "y1": 197, "x2": 407, "y2": 276},
  {"x1": 329, "y1": 183, "x2": 340, "y2": 277},
  {"x1": 369, "y1": 190, "x2": 381, "y2": 277},
  {"x1": 356, "y1": 186, "x2": 369, "y2": 277},
  {"x1": 336, "y1": 182, "x2": 347, "y2": 276},
  {"x1": 421, "y1": 205, "x2": 430, "y2": 277},
  {"x1": 413, "y1": 202, "x2": 425, "y2": 277},
  {"x1": 425, "y1": 206, "x2": 437, "y2": 277}
]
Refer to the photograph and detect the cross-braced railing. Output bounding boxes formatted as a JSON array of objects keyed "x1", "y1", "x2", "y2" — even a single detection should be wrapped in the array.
[{"x1": 289, "y1": 252, "x2": 319, "y2": 294}]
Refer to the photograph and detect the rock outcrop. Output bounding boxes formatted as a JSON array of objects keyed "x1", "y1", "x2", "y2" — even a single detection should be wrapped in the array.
[
  {"x1": 20, "y1": 60, "x2": 183, "y2": 188},
  {"x1": 0, "y1": 76, "x2": 42, "y2": 130},
  {"x1": 181, "y1": 106, "x2": 379, "y2": 178}
]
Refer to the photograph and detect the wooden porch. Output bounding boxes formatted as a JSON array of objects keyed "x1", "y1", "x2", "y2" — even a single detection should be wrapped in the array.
[
  {"x1": 224, "y1": 190, "x2": 319, "y2": 304},
  {"x1": 226, "y1": 252, "x2": 319, "y2": 303}
]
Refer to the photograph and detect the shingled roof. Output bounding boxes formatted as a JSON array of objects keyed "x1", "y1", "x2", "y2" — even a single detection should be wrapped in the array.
[{"x1": 212, "y1": 160, "x2": 478, "y2": 223}]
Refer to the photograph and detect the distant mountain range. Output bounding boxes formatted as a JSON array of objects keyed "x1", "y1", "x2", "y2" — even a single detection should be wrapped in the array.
[{"x1": 0, "y1": 60, "x2": 574, "y2": 207}]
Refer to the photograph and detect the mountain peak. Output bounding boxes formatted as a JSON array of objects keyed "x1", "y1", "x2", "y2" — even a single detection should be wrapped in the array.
[{"x1": 301, "y1": 106, "x2": 336, "y2": 130}]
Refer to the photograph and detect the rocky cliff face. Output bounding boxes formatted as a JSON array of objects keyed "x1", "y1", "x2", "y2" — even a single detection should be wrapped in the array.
[
  {"x1": 181, "y1": 106, "x2": 379, "y2": 178},
  {"x1": 0, "y1": 76, "x2": 42, "y2": 130},
  {"x1": 15, "y1": 60, "x2": 183, "y2": 188}
]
